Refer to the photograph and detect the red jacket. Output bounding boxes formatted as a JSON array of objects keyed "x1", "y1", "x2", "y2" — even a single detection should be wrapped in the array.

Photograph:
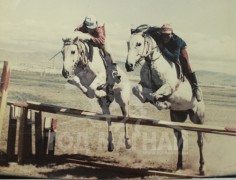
[{"x1": 75, "y1": 24, "x2": 106, "y2": 46}]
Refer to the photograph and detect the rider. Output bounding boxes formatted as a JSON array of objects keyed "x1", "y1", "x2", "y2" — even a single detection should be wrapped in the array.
[
  {"x1": 156, "y1": 24, "x2": 202, "y2": 101},
  {"x1": 74, "y1": 15, "x2": 121, "y2": 83}
]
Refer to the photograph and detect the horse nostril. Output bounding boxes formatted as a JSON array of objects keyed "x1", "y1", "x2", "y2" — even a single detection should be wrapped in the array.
[
  {"x1": 62, "y1": 70, "x2": 69, "y2": 78},
  {"x1": 125, "y1": 62, "x2": 134, "y2": 72}
]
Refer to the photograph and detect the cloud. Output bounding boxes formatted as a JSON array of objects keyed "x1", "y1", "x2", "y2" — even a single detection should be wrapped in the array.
[
  {"x1": 186, "y1": 33, "x2": 236, "y2": 61},
  {"x1": 0, "y1": 19, "x2": 70, "y2": 53},
  {"x1": 182, "y1": 32, "x2": 236, "y2": 74},
  {"x1": 0, "y1": 19, "x2": 235, "y2": 75},
  {"x1": 105, "y1": 24, "x2": 130, "y2": 61}
]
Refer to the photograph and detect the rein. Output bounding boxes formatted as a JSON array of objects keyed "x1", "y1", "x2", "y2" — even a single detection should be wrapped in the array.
[
  {"x1": 75, "y1": 40, "x2": 90, "y2": 68},
  {"x1": 63, "y1": 40, "x2": 90, "y2": 71},
  {"x1": 49, "y1": 49, "x2": 63, "y2": 61},
  {"x1": 135, "y1": 34, "x2": 160, "y2": 67}
]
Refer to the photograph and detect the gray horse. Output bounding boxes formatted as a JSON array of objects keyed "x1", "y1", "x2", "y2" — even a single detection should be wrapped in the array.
[
  {"x1": 125, "y1": 29, "x2": 205, "y2": 175},
  {"x1": 61, "y1": 37, "x2": 131, "y2": 152}
]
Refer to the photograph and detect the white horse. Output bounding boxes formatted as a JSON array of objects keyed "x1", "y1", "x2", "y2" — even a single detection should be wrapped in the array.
[
  {"x1": 125, "y1": 28, "x2": 205, "y2": 175},
  {"x1": 61, "y1": 37, "x2": 131, "y2": 151}
]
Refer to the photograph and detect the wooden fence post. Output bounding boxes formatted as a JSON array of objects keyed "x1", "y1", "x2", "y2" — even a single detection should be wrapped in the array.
[
  {"x1": 7, "y1": 105, "x2": 17, "y2": 161},
  {"x1": 35, "y1": 111, "x2": 43, "y2": 161},
  {"x1": 43, "y1": 117, "x2": 57, "y2": 156},
  {"x1": 0, "y1": 61, "x2": 10, "y2": 140},
  {"x1": 48, "y1": 118, "x2": 57, "y2": 156},
  {"x1": 25, "y1": 109, "x2": 32, "y2": 157},
  {"x1": 17, "y1": 107, "x2": 32, "y2": 164}
]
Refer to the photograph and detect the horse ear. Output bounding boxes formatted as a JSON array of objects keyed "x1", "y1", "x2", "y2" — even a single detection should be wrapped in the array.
[
  {"x1": 131, "y1": 24, "x2": 149, "y2": 34},
  {"x1": 131, "y1": 28, "x2": 135, "y2": 34},
  {"x1": 73, "y1": 36, "x2": 79, "y2": 44},
  {"x1": 127, "y1": 41, "x2": 130, "y2": 49}
]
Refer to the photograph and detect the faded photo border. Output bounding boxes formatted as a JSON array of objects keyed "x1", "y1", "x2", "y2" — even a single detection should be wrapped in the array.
[{"x1": 0, "y1": 0, "x2": 236, "y2": 179}]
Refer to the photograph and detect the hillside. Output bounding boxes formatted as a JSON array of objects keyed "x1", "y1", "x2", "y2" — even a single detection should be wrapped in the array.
[
  {"x1": 117, "y1": 61, "x2": 236, "y2": 87},
  {"x1": 196, "y1": 70, "x2": 236, "y2": 87},
  {"x1": 0, "y1": 49, "x2": 235, "y2": 87}
]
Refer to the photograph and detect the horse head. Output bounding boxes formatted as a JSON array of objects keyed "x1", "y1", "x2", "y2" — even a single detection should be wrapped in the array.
[
  {"x1": 125, "y1": 31, "x2": 160, "y2": 72},
  {"x1": 61, "y1": 37, "x2": 87, "y2": 78}
]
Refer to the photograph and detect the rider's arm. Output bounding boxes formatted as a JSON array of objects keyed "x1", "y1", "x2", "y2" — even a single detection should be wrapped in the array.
[
  {"x1": 91, "y1": 26, "x2": 105, "y2": 46},
  {"x1": 161, "y1": 43, "x2": 181, "y2": 63},
  {"x1": 74, "y1": 23, "x2": 88, "y2": 33},
  {"x1": 161, "y1": 37, "x2": 186, "y2": 63}
]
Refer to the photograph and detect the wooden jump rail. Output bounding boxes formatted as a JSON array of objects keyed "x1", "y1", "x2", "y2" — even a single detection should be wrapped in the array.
[
  {"x1": 8, "y1": 100, "x2": 236, "y2": 136},
  {"x1": 5, "y1": 100, "x2": 236, "y2": 178}
]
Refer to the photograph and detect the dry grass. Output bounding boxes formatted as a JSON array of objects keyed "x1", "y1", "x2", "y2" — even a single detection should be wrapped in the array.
[{"x1": 0, "y1": 70, "x2": 236, "y2": 179}]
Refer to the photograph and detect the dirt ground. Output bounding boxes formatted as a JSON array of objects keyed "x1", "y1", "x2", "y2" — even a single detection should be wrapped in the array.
[{"x1": 0, "y1": 70, "x2": 236, "y2": 179}]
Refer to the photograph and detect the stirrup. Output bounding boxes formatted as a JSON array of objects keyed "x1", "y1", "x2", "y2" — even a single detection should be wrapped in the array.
[{"x1": 112, "y1": 71, "x2": 121, "y2": 83}]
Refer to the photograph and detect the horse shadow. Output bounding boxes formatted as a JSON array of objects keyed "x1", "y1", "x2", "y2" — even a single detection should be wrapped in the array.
[
  {"x1": 0, "y1": 150, "x2": 9, "y2": 167},
  {"x1": 35, "y1": 154, "x2": 172, "y2": 179}
]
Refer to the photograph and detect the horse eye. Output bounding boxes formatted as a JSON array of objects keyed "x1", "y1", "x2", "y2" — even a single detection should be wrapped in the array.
[
  {"x1": 71, "y1": 50, "x2": 75, "y2": 54},
  {"x1": 136, "y1": 42, "x2": 141, "y2": 47}
]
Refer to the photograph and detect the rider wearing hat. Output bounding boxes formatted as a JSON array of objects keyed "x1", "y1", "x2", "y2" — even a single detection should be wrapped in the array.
[
  {"x1": 157, "y1": 24, "x2": 202, "y2": 101},
  {"x1": 74, "y1": 15, "x2": 121, "y2": 83}
]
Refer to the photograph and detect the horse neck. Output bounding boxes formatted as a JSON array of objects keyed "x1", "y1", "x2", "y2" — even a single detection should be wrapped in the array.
[
  {"x1": 78, "y1": 41, "x2": 106, "y2": 74},
  {"x1": 145, "y1": 37, "x2": 179, "y2": 81},
  {"x1": 77, "y1": 41, "x2": 90, "y2": 66},
  {"x1": 145, "y1": 35, "x2": 161, "y2": 61}
]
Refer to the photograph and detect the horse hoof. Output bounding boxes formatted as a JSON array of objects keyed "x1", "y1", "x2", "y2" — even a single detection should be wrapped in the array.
[
  {"x1": 176, "y1": 164, "x2": 183, "y2": 171},
  {"x1": 108, "y1": 143, "x2": 114, "y2": 152},
  {"x1": 155, "y1": 102, "x2": 168, "y2": 110},
  {"x1": 67, "y1": 79, "x2": 74, "y2": 84},
  {"x1": 199, "y1": 168, "x2": 205, "y2": 176},
  {"x1": 200, "y1": 170, "x2": 205, "y2": 176},
  {"x1": 125, "y1": 143, "x2": 132, "y2": 149},
  {"x1": 125, "y1": 139, "x2": 132, "y2": 149}
]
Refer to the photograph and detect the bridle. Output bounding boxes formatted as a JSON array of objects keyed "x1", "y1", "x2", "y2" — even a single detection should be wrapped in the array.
[
  {"x1": 62, "y1": 39, "x2": 90, "y2": 73},
  {"x1": 134, "y1": 33, "x2": 161, "y2": 67}
]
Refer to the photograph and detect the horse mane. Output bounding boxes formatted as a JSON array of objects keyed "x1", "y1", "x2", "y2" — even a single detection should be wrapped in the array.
[
  {"x1": 131, "y1": 24, "x2": 161, "y2": 36},
  {"x1": 130, "y1": 25, "x2": 162, "y2": 53},
  {"x1": 63, "y1": 38, "x2": 74, "y2": 45},
  {"x1": 131, "y1": 24, "x2": 149, "y2": 34},
  {"x1": 63, "y1": 37, "x2": 83, "y2": 45}
]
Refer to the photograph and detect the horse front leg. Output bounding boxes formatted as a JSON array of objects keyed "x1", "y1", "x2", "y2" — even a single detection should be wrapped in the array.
[
  {"x1": 88, "y1": 76, "x2": 107, "y2": 98},
  {"x1": 197, "y1": 131, "x2": 205, "y2": 175},
  {"x1": 132, "y1": 84, "x2": 154, "y2": 103},
  {"x1": 151, "y1": 83, "x2": 174, "y2": 110},
  {"x1": 152, "y1": 83, "x2": 173, "y2": 100},
  {"x1": 68, "y1": 76, "x2": 88, "y2": 94},
  {"x1": 133, "y1": 84, "x2": 170, "y2": 110}
]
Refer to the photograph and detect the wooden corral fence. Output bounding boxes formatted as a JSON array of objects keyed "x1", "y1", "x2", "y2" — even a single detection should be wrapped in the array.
[
  {"x1": 4, "y1": 100, "x2": 236, "y2": 178},
  {"x1": 0, "y1": 61, "x2": 11, "y2": 140},
  {"x1": 6, "y1": 100, "x2": 236, "y2": 164}
]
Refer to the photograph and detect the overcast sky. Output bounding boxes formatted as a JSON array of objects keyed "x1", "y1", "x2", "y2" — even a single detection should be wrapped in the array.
[{"x1": 0, "y1": 0, "x2": 236, "y2": 75}]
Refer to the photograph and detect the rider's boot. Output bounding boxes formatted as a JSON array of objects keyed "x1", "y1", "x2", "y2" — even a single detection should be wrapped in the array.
[
  {"x1": 186, "y1": 72, "x2": 202, "y2": 102},
  {"x1": 111, "y1": 63, "x2": 121, "y2": 84}
]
